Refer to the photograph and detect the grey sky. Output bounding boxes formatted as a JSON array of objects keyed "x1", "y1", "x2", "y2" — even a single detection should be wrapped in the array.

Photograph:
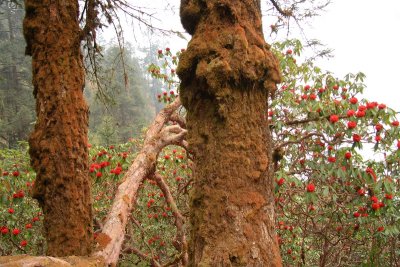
[
  {"x1": 304, "y1": 0, "x2": 400, "y2": 111},
  {"x1": 119, "y1": 0, "x2": 400, "y2": 112}
]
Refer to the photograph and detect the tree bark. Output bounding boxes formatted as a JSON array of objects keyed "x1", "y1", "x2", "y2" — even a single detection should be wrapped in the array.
[
  {"x1": 178, "y1": 0, "x2": 283, "y2": 265},
  {"x1": 23, "y1": 0, "x2": 93, "y2": 256}
]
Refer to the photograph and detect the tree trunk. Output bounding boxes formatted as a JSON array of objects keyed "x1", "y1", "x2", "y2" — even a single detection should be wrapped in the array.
[
  {"x1": 23, "y1": 0, "x2": 93, "y2": 256},
  {"x1": 178, "y1": 0, "x2": 282, "y2": 265}
]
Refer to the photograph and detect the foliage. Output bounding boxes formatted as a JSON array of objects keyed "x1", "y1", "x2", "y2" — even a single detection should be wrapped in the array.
[
  {"x1": 0, "y1": 142, "x2": 44, "y2": 255},
  {"x1": 271, "y1": 40, "x2": 400, "y2": 266}
]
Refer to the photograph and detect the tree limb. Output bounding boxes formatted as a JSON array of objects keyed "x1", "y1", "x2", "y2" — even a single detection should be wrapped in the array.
[
  {"x1": 93, "y1": 98, "x2": 186, "y2": 265},
  {"x1": 150, "y1": 173, "x2": 189, "y2": 266}
]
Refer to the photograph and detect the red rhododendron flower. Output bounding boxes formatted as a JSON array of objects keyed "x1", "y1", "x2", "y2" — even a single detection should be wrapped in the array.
[
  {"x1": 1, "y1": 227, "x2": 8, "y2": 234},
  {"x1": 358, "y1": 105, "x2": 367, "y2": 111},
  {"x1": 357, "y1": 188, "x2": 365, "y2": 196},
  {"x1": 356, "y1": 110, "x2": 365, "y2": 117},
  {"x1": 378, "y1": 103, "x2": 386, "y2": 110},
  {"x1": 370, "y1": 195, "x2": 378, "y2": 203},
  {"x1": 347, "y1": 121, "x2": 357, "y2": 129},
  {"x1": 329, "y1": 115, "x2": 339, "y2": 123},
  {"x1": 349, "y1": 97, "x2": 358, "y2": 104},
  {"x1": 328, "y1": 156, "x2": 336, "y2": 163},
  {"x1": 366, "y1": 102, "x2": 377, "y2": 109},
  {"x1": 372, "y1": 203, "x2": 380, "y2": 210},
  {"x1": 353, "y1": 134, "x2": 361, "y2": 142},
  {"x1": 307, "y1": 183, "x2": 315, "y2": 192},
  {"x1": 12, "y1": 228, "x2": 20, "y2": 235},
  {"x1": 347, "y1": 109, "x2": 355, "y2": 117},
  {"x1": 385, "y1": 194, "x2": 393, "y2": 200}
]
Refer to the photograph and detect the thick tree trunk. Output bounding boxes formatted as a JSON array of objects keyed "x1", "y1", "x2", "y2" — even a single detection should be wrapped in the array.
[
  {"x1": 178, "y1": 0, "x2": 282, "y2": 265},
  {"x1": 23, "y1": 1, "x2": 93, "y2": 256}
]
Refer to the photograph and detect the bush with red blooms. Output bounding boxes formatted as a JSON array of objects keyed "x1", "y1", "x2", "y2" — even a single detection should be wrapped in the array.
[
  {"x1": 0, "y1": 142, "x2": 45, "y2": 254},
  {"x1": 1, "y1": 43, "x2": 399, "y2": 266},
  {"x1": 271, "y1": 39, "x2": 399, "y2": 266}
]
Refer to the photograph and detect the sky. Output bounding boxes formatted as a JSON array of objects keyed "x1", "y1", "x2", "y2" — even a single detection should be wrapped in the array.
[
  {"x1": 118, "y1": 0, "x2": 400, "y2": 112},
  {"x1": 305, "y1": 0, "x2": 400, "y2": 111}
]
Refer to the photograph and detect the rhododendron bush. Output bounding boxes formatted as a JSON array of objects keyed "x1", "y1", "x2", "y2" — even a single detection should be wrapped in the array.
[
  {"x1": 271, "y1": 40, "x2": 399, "y2": 266},
  {"x1": 1, "y1": 40, "x2": 399, "y2": 266}
]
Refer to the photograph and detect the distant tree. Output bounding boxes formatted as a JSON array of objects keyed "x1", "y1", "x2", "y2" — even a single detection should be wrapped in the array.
[
  {"x1": 138, "y1": 34, "x2": 170, "y2": 114},
  {"x1": 86, "y1": 44, "x2": 155, "y2": 145},
  {"x1": 0, "y1": 1, "x2": 35, "y2": 148}
]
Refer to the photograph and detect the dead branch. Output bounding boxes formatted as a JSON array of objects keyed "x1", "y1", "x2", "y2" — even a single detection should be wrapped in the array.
[
  {"x1": 93, "y1": 98, "x2": 186, "y2": 265},
  {"x1": 0, "y1": 255, "x2": 104, "y2": 266},
  {"x1": 170, "y1": 112, "x2": 187, "y2": 129}
]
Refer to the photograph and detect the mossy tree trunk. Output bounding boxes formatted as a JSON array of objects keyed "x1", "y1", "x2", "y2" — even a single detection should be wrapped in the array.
[
  {"x1": 23, "y1": 0, "x2": 93, "y2": 256},
  {"x1": 178, "y1": 0, "x2": 282, "y2": 265}
]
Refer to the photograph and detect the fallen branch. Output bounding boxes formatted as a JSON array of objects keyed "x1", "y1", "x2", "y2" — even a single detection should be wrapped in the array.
[
  {"x1": 0, "y1": 255, "x2": 104, "y2": 267},
  {"x1": 93, "y1": 98, "x2": 186, "y2": 265}
]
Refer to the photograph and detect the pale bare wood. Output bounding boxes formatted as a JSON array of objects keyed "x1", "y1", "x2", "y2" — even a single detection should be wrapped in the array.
[{"x1": 93, "y1": 98, "x2": 186, "y2": 265}]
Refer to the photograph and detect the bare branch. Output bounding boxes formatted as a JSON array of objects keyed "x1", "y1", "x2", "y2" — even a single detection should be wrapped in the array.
[
  {"x1": 170, "y1": 112, "x2": 187, "y2": 129},
  {"x1": 150, "y1": 173, "x2": 189, "y2": 266},
  {"x1": 93, "y1": 98, "x2": 184, "y2": 265},
  {"x1": 269, "y1": 0, "x2": 293, "y2": 17}
]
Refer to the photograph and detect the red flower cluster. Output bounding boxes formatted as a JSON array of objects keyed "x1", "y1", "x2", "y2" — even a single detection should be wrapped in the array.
[
  {"x1": 110, "y1": 165, "x2": 122, "y2": 175},
  {"x1": 307, "y1": 183, "x2": 315, "y2": 192},
  {"x1": 12, "y1": 190, "x2": 24, "y2": 199},
  {"x1": 347, "y1": 121, "x2": 357, "y2": 129},
  {"x1": 353, "y1": 134, "x2": 361, "y2": 142},
  {"x1": 277, "y1": 178, "x2": 285, "y2": 186},
  {"x1": 329, "y1": 115, "x2": 339, "y2": 123}
]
